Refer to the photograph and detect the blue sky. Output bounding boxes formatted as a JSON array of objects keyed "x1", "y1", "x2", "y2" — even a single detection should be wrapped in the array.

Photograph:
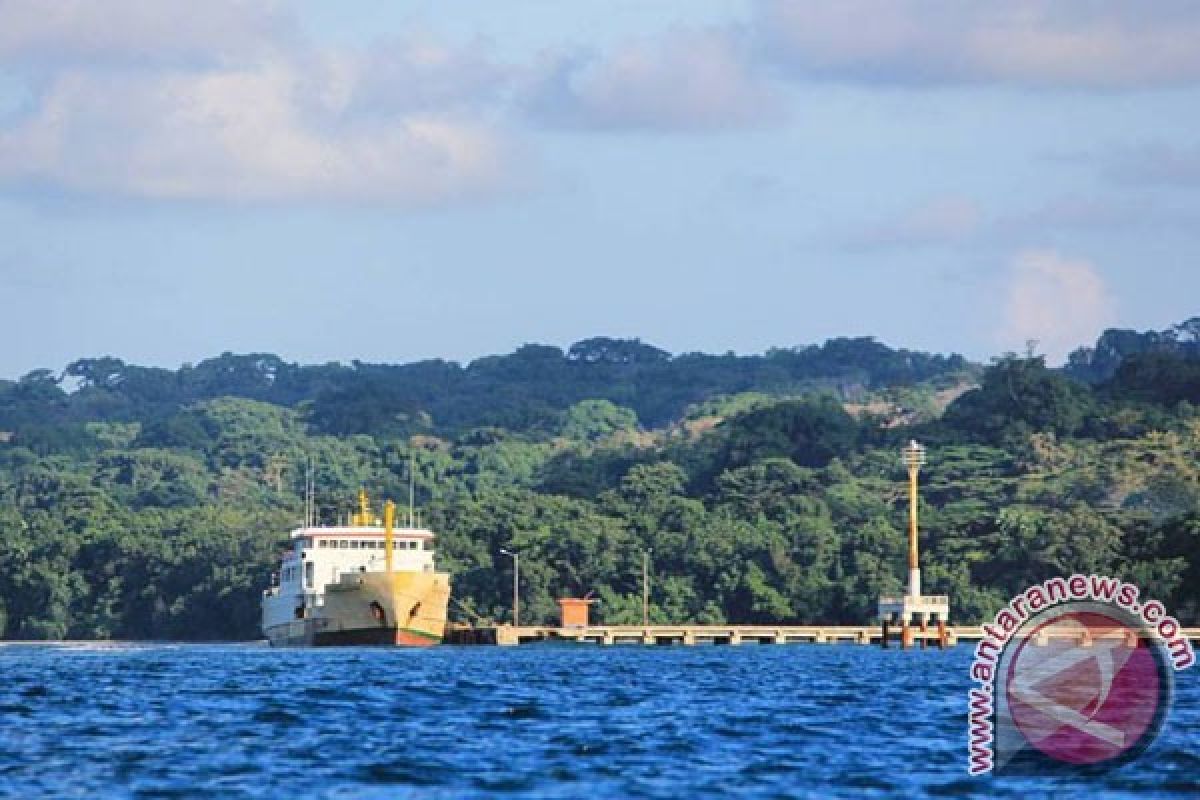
[{"x1": 1, "y1": 1, "x2": 1198, "y2": 379}]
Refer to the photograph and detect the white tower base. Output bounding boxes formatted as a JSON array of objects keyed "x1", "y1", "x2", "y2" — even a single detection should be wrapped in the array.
[{"x1": 877, "y1": 593, "x2": 949, "y2": 625}]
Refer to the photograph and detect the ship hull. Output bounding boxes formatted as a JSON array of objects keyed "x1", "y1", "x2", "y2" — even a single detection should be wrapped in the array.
[
  {"x1": 313, "y1": 626, "x2": 441, "y2": 647},
  {"x1": 264, "y1": 570, "x2": 450, "y2": 648},
  {"x1": 265, "y1": 624, "x2": 441, "y2": 647}
]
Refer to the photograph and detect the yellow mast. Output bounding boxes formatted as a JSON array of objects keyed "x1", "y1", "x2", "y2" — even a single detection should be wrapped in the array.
[
  {"x1": 901, "y1": 440, "x2": 927, "y2": 597},
  {"x1": 356, "y1": 489, "x2": 371, "y2": 526},
  {"x1": 384, "y1": 499, "x2": 396, "y2": 574},
  {"x1": 908, "y1": 464, "x2": 919, "y2": 572}
]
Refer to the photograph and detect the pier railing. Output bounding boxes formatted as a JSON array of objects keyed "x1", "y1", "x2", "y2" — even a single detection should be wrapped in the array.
[
  {"x1": 443, "y1": 623, "x2": 1200, "y2": 648},
  {"x1": 877, "y1": 595, "x2": 948, "y2": 606}
]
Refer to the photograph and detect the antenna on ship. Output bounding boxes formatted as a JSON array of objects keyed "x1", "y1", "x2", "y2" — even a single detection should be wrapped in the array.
[
  {"x1": 408, "y1": 447, "x2": 416, "y2": 528},
  {"x1": 303, "y1": 455, "x2": 315, "y2": 528}
]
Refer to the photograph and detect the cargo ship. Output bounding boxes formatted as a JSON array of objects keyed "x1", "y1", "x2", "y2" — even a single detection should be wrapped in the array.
[{"x1": 261, "y1": 491, "x2": 451, "y2": 647}]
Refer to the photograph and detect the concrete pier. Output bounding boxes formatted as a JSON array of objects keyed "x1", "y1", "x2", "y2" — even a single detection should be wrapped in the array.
[
  {"x1": 448, "y1": 624, "x2": 961, "y2": 647},
  {"x1": 443, "y1": 624, "x2": 1200, "y2": 647}
]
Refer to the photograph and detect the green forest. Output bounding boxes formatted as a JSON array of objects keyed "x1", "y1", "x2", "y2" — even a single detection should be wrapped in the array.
[{"x1": 1, "y1": 324, "x2": 1198, "y2": 640}]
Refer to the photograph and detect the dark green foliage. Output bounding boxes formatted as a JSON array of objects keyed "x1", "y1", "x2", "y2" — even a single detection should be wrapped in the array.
[
  {"x1": 1, "y1": 323, "x2": 1198, "y2": 640},
  {"x1": 1, "y1": 336, "x2": 970, "y2": 439},
  {"x1": 1103, "y1": 352, "x2": 1200, "y2": 407},
  {"x1": 136, "y1": 411, "x2": 216, "y2": 451},
  {"x1": 1136, "y1": 513, "x2": 1200, "y2": 622},
  {"x1": 943, "y1": 356, "x2": 1097, "y2": 443},
  {"x1": 721, "y1": 396, "x2": 862, "y2": 469},
  {"x1": 1066, "y1": 318, "x2": 1200, "y2": 384},
  {"x1": 567, "y1": 337, "x2": 670, "y2": 365},
  {"x1": 559, "y1": 399, "x2": 639, "y2": 442}
]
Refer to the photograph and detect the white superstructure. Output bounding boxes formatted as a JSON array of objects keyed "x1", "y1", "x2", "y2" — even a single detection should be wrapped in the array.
[{"x1": 262, "y1": 524, "x2": 438, "y2": 635}]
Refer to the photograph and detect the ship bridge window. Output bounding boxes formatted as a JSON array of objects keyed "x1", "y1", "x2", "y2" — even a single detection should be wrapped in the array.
[
  {"x1": 339, "y1": 540, "x2": 349, "y2": 549},
  {"x1": 319, "y1": 540, "x2": 328, "y2": 548},
  {"x1": 350, "y1": 540, "x2": 360, "y2": 549}
]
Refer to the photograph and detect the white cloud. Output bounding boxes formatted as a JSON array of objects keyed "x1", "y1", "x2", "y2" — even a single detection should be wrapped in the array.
[
  {"x1": 0, "y1": 61, "x2": 512, "y2": 204},
  {"x1": 756, "y1": 0, "x2": 1200, "y2": 89},
  {"x1": 1000, "y1": 250, "x2": 1116, "y2": 364},
  {"x1": 345, "y1": 35, "x2": 507, "y2": 117},
  {"x1": 4, "y1": 0, "x2": 1199, "y2": 207},
  {"x1": 0, "y1": 0, "x2": 293, "y2": 68},
  {"x1": 524, "y1": 29, "x2": 779, "y2": 130},
  {"x1": 0, "y1": 4, "x2": 516, "y2": 205},
  {"x1": 521, "y1": 1, "x2": 1200, "y2": 133}
]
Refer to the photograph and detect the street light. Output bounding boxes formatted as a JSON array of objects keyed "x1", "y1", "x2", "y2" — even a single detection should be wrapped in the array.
[
  {"x1": 642, "y1": 549, "x2": 651, "y2": 627},
  {"x1": 499, "y1": 548, "x2": 519, "y2": 628}
]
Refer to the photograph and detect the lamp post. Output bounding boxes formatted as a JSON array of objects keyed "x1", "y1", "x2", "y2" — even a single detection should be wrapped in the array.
[
  {"x1": 642, "y1": 549, "x2": 651, "y2": 626},
  {"x1": 499, "y1": 548, "x2": 519, "y2": 628},
  {"x1": 901, "y1": 440, "x2": 927, "y2": 598},
  {"x1": 878, "y1": 440, "x2": 947, "y2": 649}
]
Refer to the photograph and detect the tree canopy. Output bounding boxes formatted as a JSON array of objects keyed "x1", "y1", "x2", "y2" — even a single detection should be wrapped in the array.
[{"x1": 0, "y1": 324, "x2": 1197, "y2": 640}]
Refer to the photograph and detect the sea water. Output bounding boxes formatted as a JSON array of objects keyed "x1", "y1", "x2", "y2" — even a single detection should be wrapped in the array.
[{"x1": 0, "y1": 643, "x2": 1196, "y2": 798}]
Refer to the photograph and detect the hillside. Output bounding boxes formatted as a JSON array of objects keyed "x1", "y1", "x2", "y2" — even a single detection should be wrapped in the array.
[{"x1": 0, "y1": 325, "x2": 1198, "y2": 640}]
